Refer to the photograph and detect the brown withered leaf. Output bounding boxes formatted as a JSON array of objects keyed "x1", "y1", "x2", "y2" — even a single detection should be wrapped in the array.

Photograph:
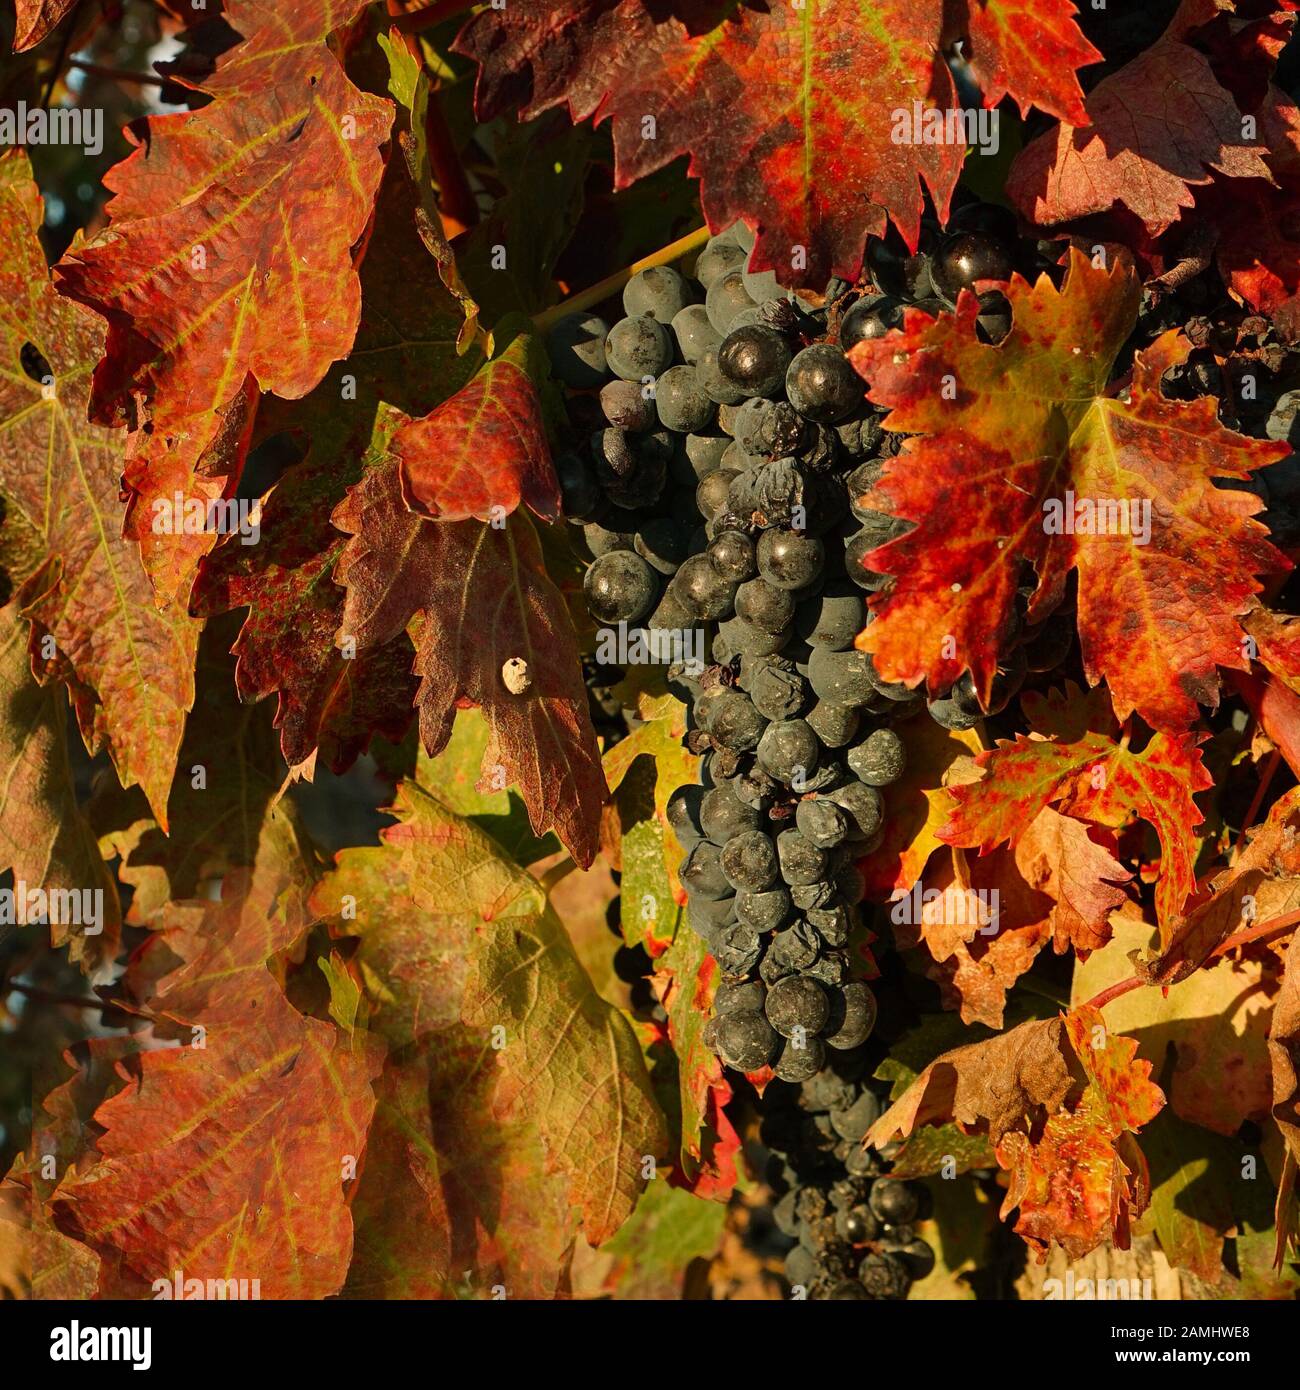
[
  {"x1": 869, "y1": 1005, "x2": 1164, "y2": 1260},
  {"x1": 1140, "y1": 785, "x2": 1300, "y2": 985}
]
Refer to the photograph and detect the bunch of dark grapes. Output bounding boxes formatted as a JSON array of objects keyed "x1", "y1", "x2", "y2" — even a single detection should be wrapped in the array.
[
  {"x1": 551, "y1": 209, "x2": 1029, "y2": 1298},
  {"x1": 760, "y1": 1046, "x2": 933, "y2": 1299}
]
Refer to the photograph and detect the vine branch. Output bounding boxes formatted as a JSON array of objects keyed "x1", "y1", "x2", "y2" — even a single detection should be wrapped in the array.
[
  {"x1": 1080, "y1": 905, "x2": 1300, "y2": 1013},
  {"x1": 534, "y1": 225, "x2": 712, "y2": 333}
]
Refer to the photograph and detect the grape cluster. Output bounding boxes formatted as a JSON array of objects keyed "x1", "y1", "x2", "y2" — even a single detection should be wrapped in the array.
[
  {"x1": 550, "y1": 221, "x2": 929, "y2": 1078},
  {"x1": 760, "y1": 1048, "x2": 933, "y2": 1299},
  {"x1": 553, "y1": 211, "x2": 1023, "y2": 1300}
]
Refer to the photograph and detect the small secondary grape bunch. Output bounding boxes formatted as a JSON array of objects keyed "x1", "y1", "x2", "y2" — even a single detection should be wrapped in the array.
[{"x1": 760, "y1": 1047, "x2": 934, "y2": 1300}]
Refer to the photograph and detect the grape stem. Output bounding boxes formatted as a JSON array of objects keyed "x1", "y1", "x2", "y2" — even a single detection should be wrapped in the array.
[
  {"x1": 67, "y1": 59, "x2": 165, "y2": 88},
  {"x1": 1232, "y1": 747, "x2": 1281, "y2": 864},
  {"x1": 1080, "y1": 906, "x2": 1300, "y2": 1012},
  {"x1": 534, "y1": 225, "x2": 712, "y2": 334}
]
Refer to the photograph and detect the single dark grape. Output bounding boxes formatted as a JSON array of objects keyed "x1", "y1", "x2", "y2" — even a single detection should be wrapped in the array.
[
  {"x1": 716, "y1": 1009, "x2": 778, "y2": 1069},
  {"x1": 735, "y1": 576, "x2": 797, "y2": 633},
  {"x1": 835, "y1": 409, "x2": 884, "y2": 462},
  {"x1": 685, "y1": 432, "x2": 730, "y2": 478},
  {"x1": 773, "y1": 1035, "x2": 826, "y2": 1082},
  {"x1": 655, "y1": 364, "x2": 716, "y2": 433},
  {"x1": 716, "y1": 614, "x2": 790, "y2": 659},
  {"x1": 599, "y1": 379, "x2": 656, "y2": 432},
  {"x1": 795, "y1": 582, "x2": 866, "y2": 650},
  {"x1": 846, "y1": 726, "x2": 906, "y2": 786},
  {"x1": 672, "y1": 553, "x2": 737, "y2": 621},
  {"x1": 869, "y1": 1178, "x2": 919, "y2": 1226},
  {"x1": 785, "y1": 343, "x2": 863, "y2": 423},
  {"x1": 713, "y1": 923, "x2": 764, "y2": 976},
  {"x1": 700, "y1": 782, "x2": 761, "y2": 843},
  {"x1": 681, "y1": 840, "x2": 732, "y2": 900},
  {"x1": 931, "y1": 231, "x2": 1014, "y2": 306},
  {"x1": 718, "y1": 324, "x2": 793, "y2": 398},
  {"x1": 666, "y1": 784, "x2": 704, "y2": 850},
  {"x1": 807, "y1": 646, "x2": 878, "y2": 707},
  {"x1": 705, "y1": 269, "x2": 758, "y2": 335},
  {"x1": 624, "y1": 265, "x2": 692, "y2": 323},
  {"x1": 838, "y1": 294, "x2": 903, "y2": 351},
  {"x1": 837, "y1": 1204, "x2": 881, "y2": 1245},
  {"x1": 583, "y1": 549, "x2": 659, "y2": 625},
  {"x1": 823, "y1": 980, "x2": 877, "y2": 1050},
  {"x1": 757, "y1": 718, "x2": 820, "y2": 784},
  {"x1": 750, "y1": 660, "x2": 806, "y2": 721},
  {"x1": 858, "y1": 1252, "x2": 911, "y2": 1299},
  {"x1": 829, "y1": 1090, "x2": 881, "y2": 1142},
  {"x1": 927, "y1": 692, "x2": 983, "y2": 731},
  {"x1": 707, "y1": 530, "x2": 757, "y2": 583},
  {"x1": 735, "y1": 886, "x2": 793, "y2": 934},
  {"x1": 805, "y1": 700, "x2": 859, "y2": 748},
  {"x1": 694, "y1": 239, "x2": 747, "y2": 290},
  {"x1": 776, "y1": 826, "x2": 830, "y2": 886},
  {"x1": 765, "y1": 975, "x2": 830, "y2": 1038},
  {"x1": 704, "y1": 687, "x2": 767, "y2": 751},
  {"x1": 605, "y1": 314, "x2": 673, "y2": 382},
  {"x1": 975, "y1": 288, "x2": 1012, "y2": 344},
  {"x1": 695, "y1": 468, "x2": 740, "y2": 524},
  {"x1": 686, "y1": 892, "x2": 737, "y2": 936},
  {"x1": 697, "y1": 341, "x2": 750, "y2": 407},
  {"x1": 757, "y1": 529, "x2": 824, "y2": 590},
  {"x1": 795, "y1": 797, "x2": 848, "y2": 849},
  {"x1": 631, "y1": 517, "x2": 687, "y2": 576},
  {"x1": 770, "y1": 921, "x2": 820, "y2": 972},
  {"x1": 720, "y1": 830, "x2": 780, "y2": 893}
]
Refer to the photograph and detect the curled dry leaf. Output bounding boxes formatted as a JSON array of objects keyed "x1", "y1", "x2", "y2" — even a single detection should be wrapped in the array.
[{"x1": 869, "y1": 1006, "x2": 1164, "y2": 1260}]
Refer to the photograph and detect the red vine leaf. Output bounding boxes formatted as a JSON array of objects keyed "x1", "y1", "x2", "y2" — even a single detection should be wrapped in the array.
[
  {"x1": 941, "y1": 683, "x2": 1210, "y2": 934},
  {"x1": 898, "y1": 810, "x2": 1131, "y2": 1027},
  {"x1": 56, "y1": 0, "x2": 392, "y2": 454},
  {"x1": 454, "y1": 0, "x2": 1099, "y2": 284},
  {"x1": 332, "y1": 432, "x2": 607, "y2": 867},
  {"x1": 189, "y1": 155, "x2": 480, "y2": 772},
  {"x1": 850, "y1": 249, "x2": 1289, "y2": 731},
  {"x1": 649, "y1": 934, "x2": 739, "y2": 1200},
  {"x1": 0, "y1": 152, "x2": 197, "y2": 824},
  {"x1": 396, "y1": 332, "x2": 559, "y2": 524},
  {"x1": 50, "y1": 876, "x2": 385, "y2": 1299},
  {"x1": 1007, "y1": 36, "x2": 1271, "y2": 233}
]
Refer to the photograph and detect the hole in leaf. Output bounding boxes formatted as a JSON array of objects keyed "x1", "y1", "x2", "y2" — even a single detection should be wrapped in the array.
[{"x1": 19, "y1": 342, "x2": 53, "y2": 386}]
